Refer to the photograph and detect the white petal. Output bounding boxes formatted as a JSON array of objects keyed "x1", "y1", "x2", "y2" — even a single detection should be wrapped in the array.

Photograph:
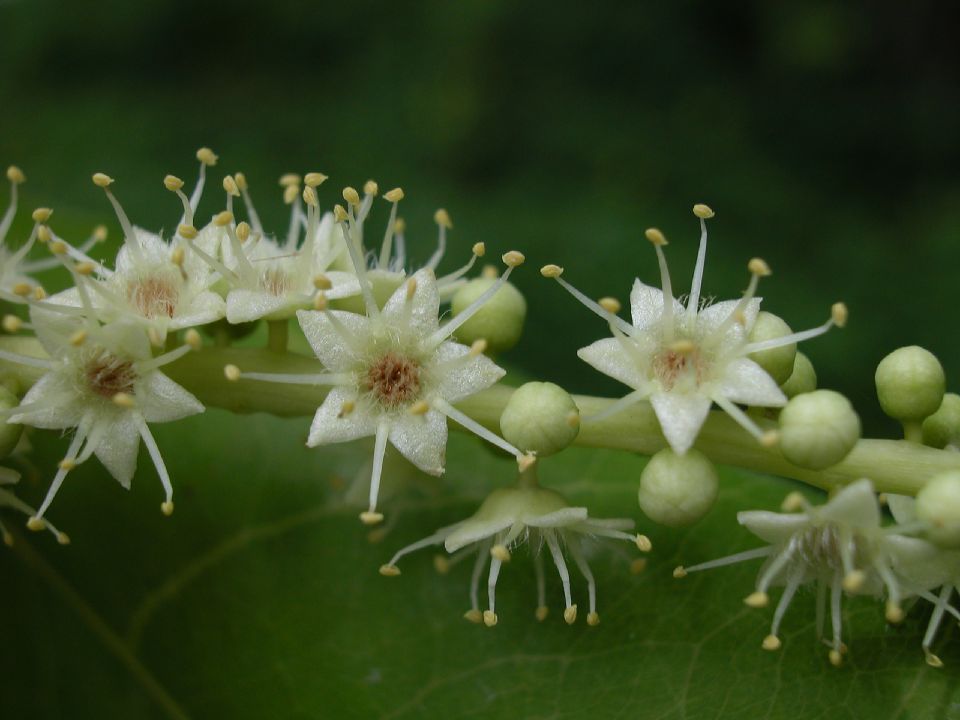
[
  {"x1": 380, "y1": 268, "x2": 440, "y2": 340},
  {"x1": 444, "y1": 517, "x2": 513, "y2": 553},
  {"x1": 388, "y1": 411, "x2": 446, "y2": 476},
  {"x1": 135, "y1": 372, "x2": 204, "y2": 423},
  {"x1": 296, "y1": 309, "x2": 370, "y2": 371},
  {"x1": 92, "y1": 414, "x2": 141, "y2": 488},
  {"x1": 431, "y1": 341, "x2": 505, "y2": 402},
  {"x1": 738, "y1": 510, "x2": 810, "y2": 544},
  {"x1": 650, "y1": 391, "x2": 712, "y2": 455},
  {"x1": 886, "y1": 494, "x2": 917, "y2": 525},
  {"x1": 11, "y1": 371, "x2": 85, "y2": 429},
  {"x1": 631, "y1": 279, "x2": 682, "y2": 330},
  {"x1": 226, "y1": 290, "x2": 300, "y2": 323},
  {"x1": 169, "y1": 291, "x2": 226, "y2": 329},
  {"x1": 319, "y1": 271, "x2": 361, "y2": 300},
  {"x1": 577, "y1": 337, "x2": 649, "y2": 391},
  {"x1": 307, "y1": 387, "x2": 378, "y2": 446},
  {"x1": 698, "y1": 298, "x2": 762, "y2": 335},
  {"x1": 715, "y1": 358, "x2": 786, "y2": 407},
  {"x1": 818, "y1": 479, "x2": 880, "y2": 529},
  {"x1": 885, "y1": 534, "x2": 956, "y2": 592},
  {"x1": 524, "y1": 507, "x2": 588, "y2": 528}
]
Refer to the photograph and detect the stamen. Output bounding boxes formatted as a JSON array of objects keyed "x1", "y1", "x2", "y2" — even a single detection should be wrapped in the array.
[
  {"x1": 231, "y1": 370, "x2": 350, "y2": 386},
  {"x1": 543, "y1": 533, "x2": 576, "y2": 624},
  {"x1": 235, "y1": 172, "x2": 263, "y2": 234},
  {"x1": 583, "y1": 389, "x2": 648, "y2": 424},
  {"x1": 687, "y1": 205, "x2": 714, "y2": 317},
  {"x1": 431, "y1": 398, "x2": 524, "y2": 460},
  {"x1": 486, "y1": 547, "x2": 503, "y2": 625},
  {"x1": 674, "y1": 546, "x2": 774, "y2": 575},
  {"x1": 92, "y1": 174, "x2": 143, "y2": 261},
  {"x1": 744, "y1": 303, "x2": 848, "y2": 354},
  {"x1": 534, "y1": 552, "x2": 548, "y2": 621},
  {"x1": 465, "y1": 540, "x2": 491, "y2": 622},
  {"x1": 437, "y1": 242, "x2": 485, "y2": 288},
  {"x1": 190, "y1": 148, "x2": 218, "y2": 214},
  {"x1": 0, "y1": 165, "x2": 25, "y2": 242},
  {"x1": 426, "y1": 208, "x2": 452, "y2": 270},
  {"x1": 541, "y1": 266, "x2": 636, "y2": 337},
  {"x1": 568, "y1": 539, "x2": 598, "y2": 622},
  {"x1": 645, "y1": 228, "x2": 676, "y2": 341},
  {"x1": 0, "y1": 349, "x2": 57, "y2": 370},
  {"x1": 337, "y1": 213, "x2": 380, "y2": 319},
  {"x1": 134, "y1": 413, "x2": 174, "y2": 515},
  {"x1": 380, "y1": 529, "x2": 450, "y2": 575},
  {"x1": 713, "y1": 395, "x2": 779, "y2": 446},
  {"x1": 30, "y1": 422, "x2": 89, "y2": 523},
  {"x1": 135, "y1": 342, "x2": 193, "y2": 373},
  {"x1": 360, "y1": 421, "x2": 390, "y2": 525},
  {"x1": 705, "y1": 258, "x2": 769, "y2": 345}
]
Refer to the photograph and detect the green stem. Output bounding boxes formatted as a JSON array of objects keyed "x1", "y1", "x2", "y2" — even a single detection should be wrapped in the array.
[
  {"x1": 2, "y1": 337, "x2": 958, "y2": 496},
  {"x1": 266, "y1": 320, "x2": 288, "y2": 354},
  {"x1": 902, "y1": 421, "x2": 924, "y2": 444}
]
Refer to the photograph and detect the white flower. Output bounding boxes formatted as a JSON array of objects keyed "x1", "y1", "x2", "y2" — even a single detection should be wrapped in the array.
[
  {"x1": 675, "y1": 479, "x2": 940, "y2": 666},
  {"x1": 226, "y1": 193, "x2": 532, "y2": 524},
  {"x1": 378, "y1": 476, "x2": 650, "y2": 626},
  {"x1": 544, "y1": 205, "x2": 845, "y2": 454},
  {"x1": 1, "y1": 302, "x2": 203, "y2": 526},
  {"x1": 0, "y1": 466, "x2": 68, "y2": 546}
]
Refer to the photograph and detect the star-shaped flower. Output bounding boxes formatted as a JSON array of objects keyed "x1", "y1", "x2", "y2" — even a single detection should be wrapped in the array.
[
  {"x1": 543, "y1": 205, "x2": 846, "y2": 454},
  {"x1": 378, "y1": 473, "x2": 650, "y2": 626}
]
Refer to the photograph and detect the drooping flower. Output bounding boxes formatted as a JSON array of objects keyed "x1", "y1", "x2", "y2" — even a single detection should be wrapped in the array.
[
  {"x1": 543, "y1": 205, "x2": 846, "y2": 454},
  {"x1": 379, "y1": 470, "x2": 650, "y2": 626},
  {"x1": 674, "y1": 479, "x2": 940, "y2": 666},
  {"x1": 0, "y1": 466, "x2": 68, "y2": 546},
  {"x1": 0, "y1": 290, "x2": 204, "y2": 525},
  {"x1": 225, "y1": 191, "x2": 532, "y2": 524}
]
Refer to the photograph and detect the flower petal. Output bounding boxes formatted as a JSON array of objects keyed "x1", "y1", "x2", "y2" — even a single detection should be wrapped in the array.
[
  {"x1": 92, "y1": 414, "x2": 141, "y2": 488},
  {"x1": 307, "y1": 387, "x2": 378, "y2": 446},
  {"x1": 630, "y1": 279, "x2": 682, "y2": 330},
  {"x1": 715, "y1": 358, "x2": 786, "y2": 407},
  {"x1": 296, "y1": 309, "x2": 369, "y2": 371},
  {"x1": 444, "y1": 517, "x2": 513, "y2": 553},
  {"x1": 737, "y1": 510, "x2": 810, "y2": 544},
  {"x1": 135, "y1": 372, "x2": 204, "y2": 423},
  {"x1": 381, "y1": 268, "x2": 440, "y2": 340},
  {"x1": 697, "y1": 298, "x2": 762, "y2": 336},
  {"x1": 10, "y1": 371, "x2": 85, "y2": 429},
  {"x1": 169, "y1": 290, "x2": 226, "y2": 329},
  {"x1": 817, "y1": 479, "x2": 880, "y2": 530},
  {"x1": 388, "y1": 411, "x2": 446, "y2": 476},
  {"x1": 226, "y1": 290, "x2": 299, "y2": 324},
  {"x1": 650, "y1": 391, "x2": 712, "y2": 455},
  {"x1": 431, "y1": 341, "x2": 505, "y2": 402},
  {"x1": 577, "y1": 337, "x2": 649, "y2": 391},
  {"x1": 524, "y1": 507, "x2": 588, "y2": 528}
]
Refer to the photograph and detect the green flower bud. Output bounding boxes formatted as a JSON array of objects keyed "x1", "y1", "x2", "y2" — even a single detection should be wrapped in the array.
[
  {"x1": 875, "y1": 346, "x2": 945, "y2": 423},
  {"x1": 500, "y1": 382, "x2": 579, "y2": 457},
  {"x1": 0, "y1": 385, "x2": 24, "y2": 459},
  {"x1": 638, "y1": 448, "x2": 719, "y2": 527},
  {"x1": 922, "y1": 393, "x2": 960, "y2": 449},
  {"x1": 451, "y1": 276, "x2": 526, "y2": 353},
  {"x1": 778, "y1": 390, "x2": 860, "y2": 470},
  {"x1": 779, "y1": 352, "x2": 817, "y2": 398},
  {"x1": 332, "y1": 270, "x2": 404, "y2": 314},
  {"x1": 748, "y1": 311, "x2": 797, "y2": 385},
  {"x1": 915, "y1": 471, "x2": 960, "y2": 548}
]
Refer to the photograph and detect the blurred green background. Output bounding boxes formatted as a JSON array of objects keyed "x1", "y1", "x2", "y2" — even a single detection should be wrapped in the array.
[{"x1": 2, "y1": 0, "x2": 960, "y2": 433}]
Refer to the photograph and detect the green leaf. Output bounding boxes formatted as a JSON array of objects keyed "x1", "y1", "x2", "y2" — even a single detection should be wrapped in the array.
[{"x1": 1, "y1": 409, "x2": 958, "y2": 719}]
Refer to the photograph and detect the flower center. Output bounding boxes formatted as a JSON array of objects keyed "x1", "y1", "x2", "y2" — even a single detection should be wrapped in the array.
[
  {"x1": 127, "y1": 276, "x2": 179, "y2": 318},
  {"x1": 260, "y1": 268, "x2": 290, "y2": 296},
  {"x1": 366, "y1": 352, "x2": 421, "y2": 407},
  {"x1": 85, "y1": 353, "x2": 137, "y2": 399},
  {"x1": 652, "y1": 345, "x2": 707, "y2": 391},
  {"x1": 795, "y1": 523, "x2": 864, "y2": 572}
]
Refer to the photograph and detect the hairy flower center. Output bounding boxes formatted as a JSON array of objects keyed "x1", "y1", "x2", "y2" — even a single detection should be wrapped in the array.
[
  {"x1": 366, "y1": 352, "x2": 421, "y2": 407},
  {"x1": 85, "y1": 353, "x2": 137, "y2": 398},
  {"x1": 795, "y1": 523, "x2": 864, "y2": 571},
  {"x1": 128, "y1": 277, "x2": 179, "y2": 318},
  {"x1": 652, "y1": 346, "x2": 707, "y2": 391},
  {"x1": 260, "y1": 268, "x2": 290, "y2": 296}
]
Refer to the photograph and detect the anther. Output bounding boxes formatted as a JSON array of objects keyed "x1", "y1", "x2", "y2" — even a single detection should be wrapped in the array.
[
  {"x1": 668, "y1": 339, "x2": 695, "y2": 354},
  {"x1": 57, "y1": 532, "x2": 71, "y2": 545},
  {"x1": 6, "y1": 165, "x2": 25, "y2": 184},
  {"x1": 363, "y1": 179, "x2": 378, "y2": 196},
  {"x1": 379, "y1": 564, "x2": 401, "y2": 577},
  {"x1": 433, "y1": 555, "x2": 450, "y2": 574},
  {"x1": 517, "y1": 454, "x2": 537, "y2": 472},
  {"x1": 762, "y1": 635, "x2": 782, "y2": 651},
  {"x1": 472, "y1": 242, "x2": 486, "y2": 257},
  {"x1": 161, "y1": 501, "x2": 175, "y2": 516},
  {"x1": 283, "y1": 185, "x2": 299, "y2": 205},
  {"x1": 535, "y1": 606, "x2": 549, "y2": 622},
  {"x1": 92, "y1": 173, "x2": 114, "y2": 187},
  {"x1": 171, "y1": 247, "x2": 185, "y2": 266},
  {"x1": 313, "y1": 274, "x2": 332, "y2": 290},
  {"x1": 748, "y1": 258, "x2": 772, "y2": 277},
  {"x1": 925, "y1": 650, "x2": 944, "y2": 668},
  {"x1": 587, "y1": 612, "x2": 600, "y2": 627},
  {"x1": 32, "y1": 207, "x2": 53, "y2": 223},
  {"x1": 224, "y1": 364, "x2": 241, "y2": 382},
  {"x1": 780, "y1": 492, "x2": 806, "y2": 512},
  {"x1": 564, "y1": 605, "x2": 578, "y2": 624},
  {"x1": 760, "y1": 430, "x2": 780, "y2": 448},
  {"x1": 49, "y1": 241, "x2": 67, "y2": 255},
  {"x1": 636, "y1": 534, "x2": 653, "y2": 552},
  {"x1": 342, "y1": 186, "x2": 360, "y2": 206},
  {"x1": 58, "y1": 458, "x2": 77, "y2": 471},
  {"x1": 828, "y1": 649, "x2": 843, "y2": 667},
  {"x1": 33, "y1": 287, "x2": 46, "y2": 301},
  {"x1": 313, "y1": 293, "x2": 328, "y2": 311},
  {"x1": 502, "y1": 250, "x2": 525, "y2": 267},
  {"x1": 178, "y1": 224, "x2": 198, "y2": 239},
  {"x1": 406, "y1": 277, "x2": 417, "y2": 300},
  {"x1": 383, "y1": 188, "x2": 404, "y2": 203},
  {"x1": 148, "y1": 327, "x2": 164, "y2": 347},
  {"x1": 673, "y1": 566, "x2": 687, "y2": 578},
  {"x1": 68, "y1": 330, "x2": 87, "y2": 346},
  {"x1": 644, "y1": 227, "x2": 668, "y2": 246},
  {"x1": 409, "y1": 400, "x2": 430, "y2": 415},
  {"x1": 360, "y1": 511, "x2": 384, "y2": 526},
  {"x1": 223, "y1": 175, "x2": 240, "y2": 196},
  {"x1": 196, "y1": 148, "x2": 218, "y2": 166},
  {"x1": 2, "y1": 315, "x2": 22, "y2": 332},
  {"x1": 566, "y1": 410, "x2": 580, "y2": 428},
  {"x1": 831, "y1": 302, "x2": 848, "y2": 328},
  {"x1": 278, "y1": 173, "x2": 301, "y2": 187},
  {"x1": 482, "y1": 265, "x2": 498, "y2": 279},
  {"x1": 393, "y1": 218, "x2": 406, "y2": 234},
  {"x1": 885, "y1": 601, "x2": 905, "y2": 624},
  {"x1": 302, "y1": 186, "x2": 318, "y2": 207},
  {"x1": 631, "y1": 558, "x2": 648, "y2": 574},
  {"x1": 598, "y1": 297, "x2": 621, "y2": 314},
  {"x1": 483, "y1": 610, "x2": 498, "y2": 627},
  {"x1": 490, "y1": 545, "x2": 511, "y2": 562},
  {"x1": 93, "y1": 225, "x2": 108, "y2": 242},
  {"x1": 164, "y1": 175, "x2": 184, "y2": 192},
  {"x1": 540, "y1": 264, "x2": 563, "y2": 278},
  {"x1": 36, "y1": 226, "x2": 51, "y2": 243},
  {"x1": 12, "y1": 283, "x2": 31, "y2": 297},
  {"x1": 26, "y1": 517, "x2": 45, "y2": 531},
  {"x1": 693, "y1": 203, "x2": 715, "y2": 219},
  {"x1": 744, "y1": 591, "x2": 769, "y2": 608},
  {"x1": 842, "y1": 570, "x2": 866, "y2": 593},
  {"x1": 234, "y1": 173, "x2": 248, "y2": 191},
  {"x1": 463, "y1": 609, "x2": 483, "y2": 624},
  {"x1": 112, "y1": 392, "x2": 135, "y2": 409},
  {"x1": 333, "y1": 204, "x2": 349, "y2": 222},
  {"x1": 185, "y1": 329, "x2": 202, "y2": 350},
  {"x1": 469, "y1": 339, "x2": 487, "y2": 356},
  {"x1": 338, "y1": 401, "x2": 355, "y2": 418},
  {"x1": 434, "y1": 208, "x2": 452, "y2": 229},
  {"x1": 213, "y1": 210, "x2": 234, "y2": 227}
]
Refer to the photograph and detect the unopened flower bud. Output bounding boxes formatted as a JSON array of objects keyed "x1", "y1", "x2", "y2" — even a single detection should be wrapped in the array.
[
  {"x1": 500, "y1": 382, "x2": 579, "y2": 457},
  {"x1": 915, "y1": 471, "x2": 960, "y2": 548},
  {"x1": 779, "y1": 352, "x2": 817, "y2": 398},
  {"x1": 922, "y1": 393, "x2": 960, "y2": 449},
  {"x1": 748, "y1": 311, "x2": 797, "y2": 385},
  {"x1": 0, "y1": 386, "x2": 24, "y2": 459},
  {"x1": 450, "y1": 277, "x2": 526, "y2": 353},
  {"x1": 638, "y1": 448, "x2": 719, "y2": 527},
  {"x1": 875, "y1": 346, "x2": 945, "y2": 423},
  {"x1": 778, "y1": 390, "x2": 860, "y2": 470}
]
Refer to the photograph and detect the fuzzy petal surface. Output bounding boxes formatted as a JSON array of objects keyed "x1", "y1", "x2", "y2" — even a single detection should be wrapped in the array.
[{"x1": 650, "y1": 391, "x2": 712, "y2": 455}]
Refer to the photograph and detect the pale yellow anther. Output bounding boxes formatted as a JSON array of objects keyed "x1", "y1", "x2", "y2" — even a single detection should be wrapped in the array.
[
  {"x1": 178, "y1": 224, "x2": 198, "y2": 240},
  {"x1": 733, "y1": 309, "x2": 747, "y2": 327},
  {"x1": 224, "y1": 364, "x2": 242, "y2": 382},
  {"x1": 885, "y1": 601, "x2": 905, "y2": 624},
  {"x1": 170, "y1": 246, "x2": 185, "y2": 267},
  {"x1": 299, "y1": 171, "x2": 326, "y2": 188},
  {"x1": 279, "y1": 173, "x2": 301, "y2": 187},
  {"x1": 184, "y1": 329, "x2": 202, "y2": 350},
  {"x1": 383, "y1": 188, "x2": 404, "y2": 203},
  {"x1": 744, "y1": 591, "x2": 769, "y2": 608},
  {"x1": 36, "y1": 226, "x2": 51, "y2": 243},
  {"x1": 672, "y1": 566, "x2": 687, "y2": 579},
  {"x1": 26, "y1": 517, "x2": 45, "y2": 531},
  {"x1": 342, "y1": 186, "x2": 360, "y2": 207},
  {"x1": 49, "y1": 241, "x2": 67, "y2": 255},
  {"x1": 93, "y1": 225, "x2": 108, "y2": 242},
  {"x1": 434, "y1": 208, "x2": 452, "y2": 229},
  {"x1": 502, "y1": 250, "x2": 525, "y2": 267},
  {"x1": 464, "y1": 609, "x2": 483, "y2": 624},
  {"x1": 748, "y1": 257, "x2": 772, "y2": 277},
  {"x1": 540, "y1": 264, "x2": 563, "y2": 278},
  {"x1": 92, "y1": 173, "x2": 114, "y2": 188},
  {"x1": 831, "y1": 302, "x2": 848, "y2": 328},
  {"x1": 313, "y1": 273, "x2": 332, "y2": 290},
  {"x1": 842, "y1": 570, "x2": 866, "y2": 593},
  {"x1": 535, "y1": 606, "x2": 549, "y2": 622},
  {"x1": 283, "y1": 185, "x2": 300, "y2": 205},
  {"x1": 631, "y1": 558, "x2": 648, "y2": 575},
  {"x1": 33, "y1": 287, "x2": 46, "y2": 301},
  {"x1": 333, "y1": 204, "x2": 349, "y2": 222},
  {"x1": 565, "y1": 410, "x2": 581, "y2": 429},
  {"x1": 2, "y1": 315, "x2": 22, "y2": 332},
  {"x1": 223, "y1": 175, "x2": 240, "y2": 196},
  {"x1": 58, "y1": 458, "x2": 77, "y2": 471},
  {"x1": 313, "y1": 292, "x2": 329, "y2": 311},
  {"x1": 161, "y1": 501, "x2": 175, "y2": 516},
  {"x1": 925, "y1": 650, "x2": 944, "y2": 668},
  {"x1": 693, "y1": 203, "x2": 715, "y2": 219},
  {"x1": 482, "y1": 265, "x2": 498, "y2": 279},
  {"x1": 490, "y1": 545, "x2": 511, "y2": 563},
  {"x1": 587, "y1": 612, "x2": 600, "y2": 627},
  {"x1": 57, "y1": 532, "x2": 73, "y2": 545},
  {"x1": 363, "y1": 179, "x2": 378, "y2": 196},
  {"x1": 878, "y1": 493, "x2": 888, "y2": 506},
  {"x1": 406, "y1": 277, "x2": 417, "y2": 300},
  {"x1": 669, "y1": 339, "x2": 696, "y2": 354},
  {"x1": 469, "y1": 339, "x2": 488, "y2": 356},
  {"x1": 112, "y1": 392, "x2": 135, "y2": 409},
  {"x1": 163, "y1": 175, "x2": 184, "y2": 192},
  {"x1": 598, "y1": 297, "x2": 621, "y2": 314},
  {"x1": 233, "y1": 172, "x2": 248, "y2": 191},
  {"x1": 75, "y1": 262, "x2": 96, "y2": 277},
  {"x1": 196, "y1": 148, "x2": 218, "y2": 166},
  {"x1": 338, "y1": 401, "x2": 355, "y2": 418},
  {"x1": 636, "y1": 534, "x2": 653, "y2": 552},
  {"x1": 148, "y1": 327, "x2": 164, "y2": 348},
  {"x1": 68, "y1": 329, "x2": 87, "y2": 346},
  {"x1": 409, "y1": 400, "x2": 430, "y2": 416},
  {"x1": 360, "y1": 511, "x2": 384, "y2": 526},
  {"x1": 32, "y1": 207, "x2": 52, "y2": 223},
  {"x1": 470, "y1": 242, "x2": 486, "y2": 257},
  {"x1": 760, "y1": 430, "x2": 780, "y2": 448},
  {"x1": 6, "y1": 165, "x2": 25, "y2": 184},
  {"x1": 2, "y1": 531, "x2": 12, "y2": 547},
  {"x1": 379, "y1": 564, "x2": 401, "y2": 577},
  {"x1": 213, "y1": 211, "x2": 234, "y2": 227},
  {"x1": 645, "y1": 227, "x2": 668, "y2": 246},
  {"x1": 518, "y1": 453, "x2": 537, "y2": 472},
  {"x1": 231, "y1": 222, "x2": 250, "y2": 244},
  {"x1": 564, "y1": 605, "x2": 578, "y2": 625},
  {"x1": 12, "y1": 282, "x2": 31, "y2": 297},
  {"x1": 780, "y1": 491, "x2": 806, "y2": 512},
  {"x1": 828, "y1": 649, "x2": 843, "y2": 667},
  {"x1": 483, "y1": 610, "x2": 498, "y2": 627},
  {"x1": 393, "y1": 218, "x2": 406, "y2": 234},
  {"x1": 432, "y1": 555, "x2": 451, "y2": 575},
  {"x1": 302, "y1": 186, "x2": 318, "y2": 208},
  {"x1": 762, "y1": 635, "x2": 782, "y2": 651}
]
